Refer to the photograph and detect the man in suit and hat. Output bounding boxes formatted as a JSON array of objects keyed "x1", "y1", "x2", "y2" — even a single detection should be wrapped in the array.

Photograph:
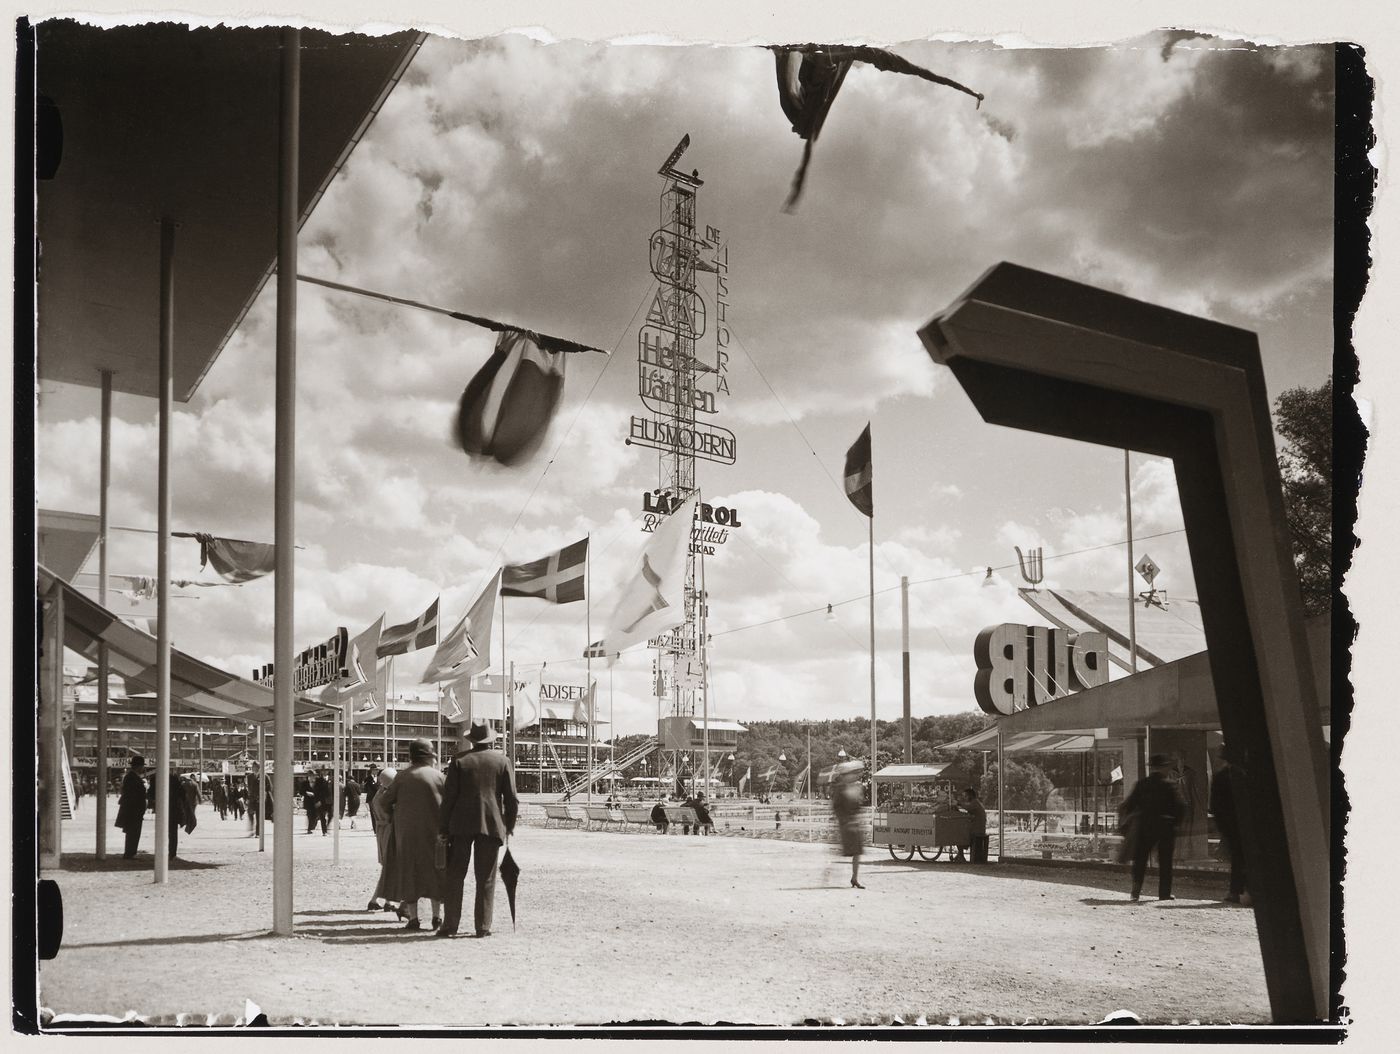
[
  {"x1": 116, "y1": 755, "x2": 148, "y2": 859},
  {"x1": 437, "y1": 718, "x2": 519, "y2": 938},
  {"x1": 1209, "y1": 744, "x2": 1248, "y2": 904},
  {"x1": 1120, "y1": 753, "x2": 1185, "y2": 901}
]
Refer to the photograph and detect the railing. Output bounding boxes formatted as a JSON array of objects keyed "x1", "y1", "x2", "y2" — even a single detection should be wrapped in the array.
[{"x1": 558, "y1": 737, "x2": 658, "y2": 798}]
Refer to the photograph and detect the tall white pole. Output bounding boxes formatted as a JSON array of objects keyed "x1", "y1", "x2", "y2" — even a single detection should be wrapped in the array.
[
  {"x1": 586, "y1": 536, "x2": 593, "y2": 803},
  {"x1": 868, "y1": 516, "x2": 877, "y2": 815},
  {"x1": 154, "y1": 216, "x2": 175, "y2": 885},
  {"x1": 95, "y1": 369, "x2": 112, "y2": 859},
  {"x1": 332, "y1": 709, "x2": 341, "y2": 864},
  {"x1": 700, "y1": 542, "x2": 709, "y2": 800},
  {"x1": 257, "y1": 726, "x2": 266, "y2": 852},
  {"x1": 900, "y1": 574, "x2": 911, "y2": 764},
  {"x1": 1125, "y1": 449, "x2": 1138, "y2": 674},
  {"x1": 996, "y1": 726, "x2": 1005, "y2": 863},
  {"x1": 271, "y1": 26, "x2": 301, "y2": 935}
]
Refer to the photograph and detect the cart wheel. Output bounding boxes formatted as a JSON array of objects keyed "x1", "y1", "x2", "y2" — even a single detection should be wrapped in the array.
[
  {"x1": 916, "y1": 845, "x2": 944, "y2": 861},
  {"x1": 888, "y1": 844, "x2": 915, "y2": 861}
]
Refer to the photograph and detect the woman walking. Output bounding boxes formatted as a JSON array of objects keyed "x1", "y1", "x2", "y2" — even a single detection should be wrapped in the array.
[
  {"x1": 367, "y1": 768, "x2": 398, "y2": 913},
  {"x1": 377, "y1": 740, "x2": 446, "y2": 930},
  {"x1": 830, "y1": 761, "x2": 866, "y2": 889}
]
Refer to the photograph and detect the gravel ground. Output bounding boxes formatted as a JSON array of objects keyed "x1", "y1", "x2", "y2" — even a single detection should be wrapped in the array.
[{"x1": 37, "y1": 797, "x2": 1270, "y2": 1027}]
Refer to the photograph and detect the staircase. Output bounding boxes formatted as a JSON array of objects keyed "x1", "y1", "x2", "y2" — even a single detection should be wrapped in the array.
[{"x1": 558, "y1": 736, "x2": 658, "y2": 800}]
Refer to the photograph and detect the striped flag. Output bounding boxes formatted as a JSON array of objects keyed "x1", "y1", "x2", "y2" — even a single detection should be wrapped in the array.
[
  {"x1": 456, "y1": 329, "x2": 567, "y2": 467},
  {"x1": 502, "y1": 537, "x2": 587, "y2": 603},
  {"x1": 739, "y1": 765, "x2": 752, "y2": 794},
  {"x1": 572, "y1": 680, "x2": 597, "y2": 725},
  {"x1": 512, "y1": 676, "x2": 539, "y2": 733},
  {"x1": 377, "y1": 598, "x2": 439, "y2": 657},
  {"x1": 843, "y1": 423, "x2": 873, "y2": 517},
  {"x1": 420, "y1": 571, "x2": 500, "y2": 684},
  {"x1": 792, "y1": 764, "x2": 810, "y2": 793}
]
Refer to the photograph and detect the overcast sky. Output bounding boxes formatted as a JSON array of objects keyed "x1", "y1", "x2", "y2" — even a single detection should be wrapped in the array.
[{"x1": 37, "y1": 31, "x2": 1335, "y2": 735}]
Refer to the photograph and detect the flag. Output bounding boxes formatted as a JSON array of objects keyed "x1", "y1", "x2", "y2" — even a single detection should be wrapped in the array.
[
  {"x1": 771, "y1": 44, "x2": 983, "y2": 211},
  {"x1": 1110, "y1": 765, "x2": 1124, "y2": 783},
  {"x1": 439, "y1": 684, "x2": 468, "y2": 724},
  {"x1": 349, "y1": 659, "x2": 390, "y2": 724},
  {"x1": 502, "y1": 537, "x2": 587, "y2": 603},
  {"x1": 335, "y1": 616, "x2": 384, "y2": 727},
  {"x1": 587, "y1": 496, "x2": 696, "y2": 660},
  {"x1": 793, "y1": 764, "x2": 810, "y2": 793},
  {"x1": 843, "y1": 423, "x2": 873, "y2": 517},
  {"x1": 377, "y1": 598, "x2": 439, "y2": 657},
  {"x1": 572, "y1": 681, "x2": 597, "y2": 725},
  {"x1": 762, "y1": 766, "x2": 778, "y2": 783},
  {"x1": 512, "y1": 677, "x2": 539, "y2": 733},
  {"x1": 739, "y1": 765, "x2": 752, "y2": 794},
  {"x1": 185, "y1": 532, "x2": 276, "y2": 584},
  {"x1": 420, "y1": 571, "x2": 501, "y2": 683},
  {"x1": 456, "y1": 329, "x2": 567, "y2": 467}
]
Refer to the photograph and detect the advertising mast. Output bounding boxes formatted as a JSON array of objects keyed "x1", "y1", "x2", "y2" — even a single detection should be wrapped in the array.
[{"x1": 626, "y1": 135, "x2": 736, "y2": 792}]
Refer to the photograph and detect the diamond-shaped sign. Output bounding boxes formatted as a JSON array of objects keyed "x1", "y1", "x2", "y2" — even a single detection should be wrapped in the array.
[{"x1": 1135, "y1": 553, "x2": 1160, "y2": 585}]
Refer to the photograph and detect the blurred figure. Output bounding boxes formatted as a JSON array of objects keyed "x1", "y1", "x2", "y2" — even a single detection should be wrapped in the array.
[
  {"x1": 379, "y1": 740, "x2": 445, "y2": 931},
  {"x1": 344, "y1": 775, "x2": 362, "y2": 829},
  {"x1": 368, "y1": 767, "x2": 398, "y2": 912},
  {"x1": 312, "y1": 770, "x2": 333, "y2": 835},
  {"x1": 168, "y1": 771, "x2": 195, "y2": 861},
  {"x1": 116, "y1": 755, "x2": 147, "y2": 859},
  {"x1": 245, "y1": 765, "x2": 262, "y2": 836},
  {"x1": 1209, "y1": 745, "x2": 1248, "y2": 904},
  {"x1": 831, "y1": 761, "x2": 865, "y2": 889},
  {"x1": 211, "y1": 779, "x2": 228, "y2": 820},
  {"x1": 1121, "y1": 754, "x2": 1184, "y2": 902},
  {"x1": 959, "y1": 786, "x2": 989, "y2": 864},
  {"x1": 651, "y1": 799, "x2": 668, "y2": 834}
]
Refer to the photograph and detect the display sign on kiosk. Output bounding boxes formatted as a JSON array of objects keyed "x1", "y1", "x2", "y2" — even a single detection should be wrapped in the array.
[{"x1": 973, "y1": 623, "x2": 1109, "y2": 716}]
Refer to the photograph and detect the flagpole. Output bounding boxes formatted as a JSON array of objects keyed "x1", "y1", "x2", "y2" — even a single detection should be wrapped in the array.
[
  {"x1": 508, "y1": 661, "x2": 516, "y2": 776},
  {"x1": 586, "y1": 532, "x2": 593, "y2": 805},
  {"x1": 332, "y1": 708, "x2": 341, "y2": 865},
  {"x1": 500, "y1": 593, "x2": 507, "y2": 752},
  {"x1": 436, "y1": 688, "x2": 443, "y2": 766},
  {"x1": 385, "y1": 655, "x2": 393, "y2": 766},
  {"x1": 700, "y1": 542, "x2": 710, "y2": 803},
  {"x1": 868, "y1": 513, "x2": 877, "y2": 816}
]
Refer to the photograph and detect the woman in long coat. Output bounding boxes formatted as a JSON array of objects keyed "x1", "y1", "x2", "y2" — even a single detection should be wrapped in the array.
[
  {"x1": 830, "y1": 761, "x2": 866, "y2": 889},
  {"x1": 368, "y1": 768, "x2": 399, "y2": 912},
  {"x1": 377, "y1": 739, "x2": 445, "y2": 930}
]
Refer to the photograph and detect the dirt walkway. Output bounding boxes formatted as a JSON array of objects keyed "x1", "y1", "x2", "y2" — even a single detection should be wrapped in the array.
[{"x1": 37, "y1": 799, "x2": 1269, "y2": 1026}]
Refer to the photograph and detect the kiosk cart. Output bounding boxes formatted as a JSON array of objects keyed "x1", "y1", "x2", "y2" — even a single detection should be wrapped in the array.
[{"x1": 872, "y1": 763, "x2": 973, "y2": 861}]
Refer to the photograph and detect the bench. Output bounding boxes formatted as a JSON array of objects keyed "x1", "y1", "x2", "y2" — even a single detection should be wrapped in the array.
[
  {"x1": 583, "y1": 805, "x2": 623, "y2": 829},
  {"x1": 543, "y1": 803, "x2": 581, "y2": 827},
  {"x1": 661, "y1": 806, "x2": 699, "y2": 833},
  {"x1": 620, "y1": 805, "x2": 658, "y2": 829}
]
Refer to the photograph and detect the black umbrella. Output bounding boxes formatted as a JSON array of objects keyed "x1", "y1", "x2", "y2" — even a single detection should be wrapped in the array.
[{"x1": 499, "y1": 846, "x2": 520, "y2": 931}]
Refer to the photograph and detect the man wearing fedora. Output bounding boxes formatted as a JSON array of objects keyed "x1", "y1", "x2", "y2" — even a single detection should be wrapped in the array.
[
  {"x1": 437, "y1": 718, "x2": 518, "y2": 938},
  {"x1": 116, "y1": 755, "x2": 148, "y2": 859},
  {"x1": 1120, "y1": 753, "x2": 1185, "y2": 901}
]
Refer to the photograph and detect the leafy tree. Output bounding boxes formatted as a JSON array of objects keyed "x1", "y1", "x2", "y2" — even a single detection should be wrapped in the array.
[
  {"x1": 979, "y1": 758, "x2": 1054, "y2": 810},
  {"x1": 1274, "y1": 377, "x2": 1332, "y2": 616}
]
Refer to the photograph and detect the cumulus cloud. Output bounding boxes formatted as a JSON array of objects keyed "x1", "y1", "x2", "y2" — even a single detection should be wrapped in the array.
[{"x1": 36, "y1": 31, "x2": 1331, "y2": 732}]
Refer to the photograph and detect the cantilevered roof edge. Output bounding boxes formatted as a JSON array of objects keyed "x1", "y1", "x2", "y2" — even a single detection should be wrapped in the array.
[{"x1": 186, "y1": 30, "x2": 428, "y2": 402}]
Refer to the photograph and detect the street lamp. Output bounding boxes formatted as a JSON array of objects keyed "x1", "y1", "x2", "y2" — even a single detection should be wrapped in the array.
[{"x1": 837, "y1": 748, "x2": 848, "y2": 760}]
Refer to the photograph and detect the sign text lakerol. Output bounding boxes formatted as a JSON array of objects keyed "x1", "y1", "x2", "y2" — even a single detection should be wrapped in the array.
[
  {"x1": 640, "y1": 490, "x2": 743, "y2": 555},
  {"x1": 972, "y1": 623, "x2": 1109, "y2": 716}
]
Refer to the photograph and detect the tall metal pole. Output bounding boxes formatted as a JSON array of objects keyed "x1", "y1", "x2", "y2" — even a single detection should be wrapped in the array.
[
  {"x1": 1125, "y1": 450, "x2": 1138, "y2": 674},
  {"x1": 868, "y1": 516, "x2": 877, "y2": 814},
  {"x1": 332, "y1": 709, "x2": 341, "y2": 864},
  {"x1": 154, "y1": 216, "x2": 176, "y2": 885},
  {"x1": 900, "y1": 575, "x2": 911, "y2": 764},
  {"x1": 95, "y1": 369, "x2": 113, "y2": 858},
  {"x1": 586, "y1": 536, "x2": 593, "y2": 803},
  {"x1": 271, "y1": 26, "x2": 301, "y2": 935},
  {"x1": 383, "y1": 656, "x2": 391, "y2": 764},
  {"x1": 700, "y1": 541, "x2": 709, "y2": 800},
  {"x1": 996, "y1": 725, "x2": 1005, "y2": 863},
  {"x1": 257, "y1": 726, "x2": 266, "y2": 852}
]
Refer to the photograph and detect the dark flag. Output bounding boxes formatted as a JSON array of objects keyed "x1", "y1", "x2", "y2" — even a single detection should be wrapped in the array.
[
  {"x1": 771, "y1": 44, "x2": 983, "y2": 210},
  {"x1": 502, "y1": 537, "x2": 588, "y2": 603},
  {"x1": 843, "y1": 423, "x2": 873, "y2": 518},
  {"x1": 376, "y1": 598, "x2": 440, "y2": 657},
  {"x1": 456, "y1": 329, "x2": 567, "y2": 467}
]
